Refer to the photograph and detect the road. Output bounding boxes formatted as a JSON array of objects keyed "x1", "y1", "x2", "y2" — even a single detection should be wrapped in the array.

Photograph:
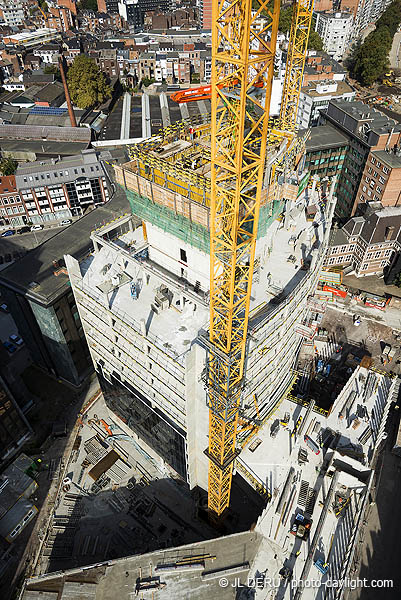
[
  {"x1": 389, "y1": 31, "x2": 401, "y2": 68},
  {"x1": 0, "y1": 225, "x2": 65, "y2": 267}
]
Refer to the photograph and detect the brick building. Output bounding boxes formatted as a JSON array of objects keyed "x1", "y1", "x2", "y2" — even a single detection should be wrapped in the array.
[
  {"x1": 302, "y1": 51, "x2": 347, "y2": 85},
  {"x1": 319, "y1": 100, "x2": 401, "y2": 219},
  {"x1": 352, "y1": 148, "x2": 401, "y2": 215},
  {"x1": 0, "y1": 175, "x2": 25, "y2": 228},
  {"x1": 325, "y1": 206, "x2": 401, "y2": 276}
]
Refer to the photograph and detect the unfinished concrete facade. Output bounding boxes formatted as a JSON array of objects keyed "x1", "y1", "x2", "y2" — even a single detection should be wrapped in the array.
[{"x1": 65, "y1": 124, "x2": 336, "y2": 495}]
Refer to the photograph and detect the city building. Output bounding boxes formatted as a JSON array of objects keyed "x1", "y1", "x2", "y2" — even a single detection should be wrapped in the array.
[
  {"x1": 0, "y1": 175, "x2": 24, "y2": 229},
  {"x1": 352, "y1": 148, "x2": 401, "y2": 215},
  {"x1": 14, "y1": 150, "x2": 110, "y2": 224},
  {"x1": 297, "y1": 79, "x2": 355, "y2": 128},
  {"x1": 200, "y1": 0, "x2": 212, "y2": 29},
  {"x1": 46, "y1": 6, "x2": 75, "y2": 32},
  {"x1": 305, "y1": 123, "x2": 349, "y2": 183},
  {"x1": 0, "y1": 186, "x2": 129, "y2": 387},
  {"x1": 319, "y1": 100, "x2": 401, "y2": 218},
  {"x1": 0, "y1": 454, "x2": 38, "y2": 544},
  {"x1": 315, "y1": 11, "x2": 354, "y2": 61},
  {"x1": 2, "y1": 29, "x2": 61, "y2": 49},
  {"x1": 326, "y1": 205, "x2": 401, "y2": 276},
  {"x1": 0, "y1": 1, "x2": 24, "y2": 27},
  {"x1": 302, "y1": 50, "x2": 347, "y2": 84},
  {"x1": 65, "y1": 126, "x2": 336, "y2": 488},
  {"x1": 0, "y1": 377, "x2": 31, "y2": 464}
]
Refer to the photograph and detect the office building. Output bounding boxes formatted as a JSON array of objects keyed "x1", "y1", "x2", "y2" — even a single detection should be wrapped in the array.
[
  {"x1": 65, "y1": 127, "x2": 336, "y2": 487},
  {"x1": 297, "y1": 79, "x2": 355, "y2": 128},
  {"x1": 319, "y1": 100, "x2": 401, "y2": 218}
]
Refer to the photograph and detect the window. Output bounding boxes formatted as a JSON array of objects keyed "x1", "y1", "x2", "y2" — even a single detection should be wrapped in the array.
[
  {"x1": 371, "y1": 157, "x2": 376, "y2": 165},
  {"x1": 376, "y1": 161, "x2": 381, "y2": 168},
  {"x1": 362, "y1": 263, "x2": 368, "y2": 270},
  {"x1": 379, "y1": 176, "x2": 385, "y2": 184},
  {"x1": 383, "y1": 166, "x2": 389, "y2": 174},
  {"x1": 180, "y1": 248, "x2": 187, "y2": 262}
]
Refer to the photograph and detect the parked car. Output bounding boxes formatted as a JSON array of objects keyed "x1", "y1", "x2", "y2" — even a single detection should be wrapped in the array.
[
  {"x1": 17, "y1": 226, "x2": 31, "y2": 234},
  {"x1": 0, "y1": 303, "x2": 9, "y2": 313},
  {"x1": 60, "y1": 219, "x2": 72, "y2": 226},
  {"x1": 30, "y1": 224, "x2": 44, "y2": 232},
  {"x1": 354, "y1": 315, "x2": 361, "y2": 326},
  {"x1": 9, "y1": 334, "x2": 23, "y2": 346},
  {"x1": 3, "y1": 341, "x2": 16, "y2": 354},
  {"x1": 1, "y1": 229, "x2": 15, "y2": 237}
]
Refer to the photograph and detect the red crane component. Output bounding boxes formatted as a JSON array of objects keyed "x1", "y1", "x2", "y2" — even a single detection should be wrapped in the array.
[{"x1": 170, "y1": 85, "x2": 212, "y2": 103}]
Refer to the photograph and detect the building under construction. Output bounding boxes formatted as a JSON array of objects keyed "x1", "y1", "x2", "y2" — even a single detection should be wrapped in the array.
[{"x1": 65, "y1": 115, "x2": 336, "y2": 492}]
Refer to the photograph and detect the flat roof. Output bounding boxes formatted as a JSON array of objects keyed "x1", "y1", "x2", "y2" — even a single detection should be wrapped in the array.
[
  {"x1": 0, "y1": 186, "x2": 131, "y2": 306},
  {"x1": 372, "y1": 149, "x2": 401, "y2": 169},
  {"x1": 306, "y1": 124, "x2": 349, "y2": 151},
  {"x1": 22, "y1": 531, "x2": 265, "y2": 600}
]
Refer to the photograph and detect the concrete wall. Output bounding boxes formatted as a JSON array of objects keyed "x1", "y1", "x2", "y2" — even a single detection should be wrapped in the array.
[{"x1": 146, "y1": 223, "x2": 210, "y2": 291}]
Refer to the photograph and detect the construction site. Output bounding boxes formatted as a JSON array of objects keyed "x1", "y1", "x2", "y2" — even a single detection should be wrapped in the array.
[{"x1": 16, "y1": 0, "x2": 401, "y2": 598}]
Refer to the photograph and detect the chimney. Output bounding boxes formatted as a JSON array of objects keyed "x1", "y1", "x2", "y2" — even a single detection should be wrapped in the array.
[{"x1": 58, "y1": 56, "x2": 77, "y2": 128}]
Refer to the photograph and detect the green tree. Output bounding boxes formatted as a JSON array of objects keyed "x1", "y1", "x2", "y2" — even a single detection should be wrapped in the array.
[
  {"x1": 43, "y1": 64, "x2": 60, "y2": 78},
  {"x1": 77, "y1": 0, "x2": 97, "y2": 10},
  {"x1": 308, "y1": 31, "x2": 323, "y2": 51},
  {"x1": 279, "y1": 6, "x2": 293, "y2": 34},
  {"x1": 38, "y1": 0, "x2": 48, "y2": 11},
  {"x1": 0, "y1": 157, "x2": 18, "y2": 176},
  {"x1": 67, "y1": 55, "x2": 111, "y2": 109}
]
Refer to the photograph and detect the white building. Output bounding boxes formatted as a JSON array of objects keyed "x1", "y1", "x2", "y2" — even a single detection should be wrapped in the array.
[
  {"x1": 0, "y1": 1, "x2": 24, "y2": 26},
  {"x1": 65, "y1": 129, "x2": 337, "y2": 490},
  {"x1": 297, "y1": 80, "x2": 355, "y2": 128},
  {"x1": 315, "y1": 12, "x2": 354, "y2": 62}
]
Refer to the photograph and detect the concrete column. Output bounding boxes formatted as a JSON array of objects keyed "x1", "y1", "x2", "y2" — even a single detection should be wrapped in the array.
[{"x1": 140, "y1": 318, "x2": 147, "y2": 336}]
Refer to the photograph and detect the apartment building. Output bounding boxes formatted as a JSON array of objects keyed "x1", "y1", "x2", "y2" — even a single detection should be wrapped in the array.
[
  {"x1": 326, "y1": 206, "x2": 401, "y2": 276},
  {"x1": 0, "y1": 1, "x2": 25, "y2": 27},
  {"x1": 46, "y1": 6, "x2": 75, "y2": 32},
  {"x1": 315, "y1": 12, "x2": 354, "y2": 61},
  {"x1": 302, "y1": 50, "x2": 347, "y2": 84},
  {"x1": 353, "y1": 148, "x2": 401, "y2": 214},
  {"x1": 14, "y1": 151, "x2": 110, "y2": 225}
]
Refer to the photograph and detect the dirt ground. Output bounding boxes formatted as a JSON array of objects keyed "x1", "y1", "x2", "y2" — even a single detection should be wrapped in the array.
[{"x1": 321, "y1": 306, "x2": 401, "y2": 376}]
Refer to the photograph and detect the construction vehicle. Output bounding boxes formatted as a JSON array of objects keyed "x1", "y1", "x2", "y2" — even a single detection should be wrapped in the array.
[{"x1": 204, "y1": 0, "x2": 314, "y2": 518}]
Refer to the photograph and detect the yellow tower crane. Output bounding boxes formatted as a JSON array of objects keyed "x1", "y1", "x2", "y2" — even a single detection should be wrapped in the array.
[
  {"x1": 207, "y1": 0, "x2": 314, "y2": 518},
  {"x1": 278, "y1": 0, "x2": 314, "y2": 133},
  {"x1": 206, "y1": 0, "x2": 280, "y2": 518}
]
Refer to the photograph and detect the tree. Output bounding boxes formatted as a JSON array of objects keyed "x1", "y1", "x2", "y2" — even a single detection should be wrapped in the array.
[
  {"x1": 0, "y1": 157, "x2": 18, "y2": 176},
  {"x1": 279, "y1": 6, "x2": 293, "y2": 34},
  {"x1": 67, "y1": 55, "x2": 111, "y2": 109},
  {"x1": 43, "y1": 64, "x2": 60, "y2": 79},
  {"x1": 77, "y1": 0, "x2": 97, "y2": 10},
  {"x1": 308, "y1": 31, "x2": 323, "y2": 51}
]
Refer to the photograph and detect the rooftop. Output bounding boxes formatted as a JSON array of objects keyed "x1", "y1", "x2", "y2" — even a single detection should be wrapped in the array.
[
  {"x1": 302, "y1": 80, "x2": 354, "y2": 98},
  {"x1": 372, "y1": 148, "x2": 401, "y2": 169},
  {"x1": 21, "y1": 531, "x2": 265, "y2": 600},
  {"x1": 306, "y1": 124, "x2": 349, "y2": 151},
  {"x1": 329, "y1": 100, "x2": 401, "y2": 135}
]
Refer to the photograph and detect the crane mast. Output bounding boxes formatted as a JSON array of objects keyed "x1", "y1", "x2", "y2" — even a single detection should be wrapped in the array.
[
  {"x1": 207, "y1": 0, "x2": 280, "y2": 518},
  {"x1": 279, "y1": 0, "x2": 314, "y2": 133}
]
